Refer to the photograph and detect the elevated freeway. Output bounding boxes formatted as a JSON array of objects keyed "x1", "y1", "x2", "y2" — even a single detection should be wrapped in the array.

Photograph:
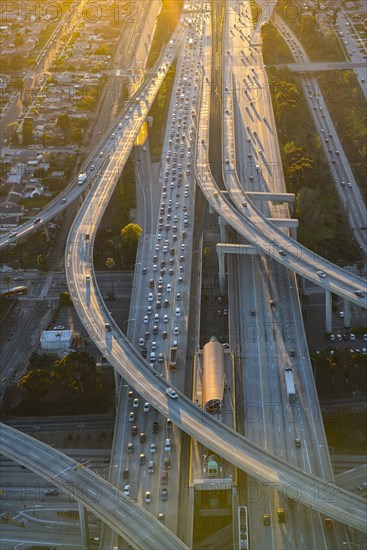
[{"x1": 0, "y1": 423, "x2": 189, "y2": 550}]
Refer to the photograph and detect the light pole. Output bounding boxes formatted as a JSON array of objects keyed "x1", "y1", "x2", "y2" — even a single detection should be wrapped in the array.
[{"x1": 103, "y1": 464, "x2": 118, "y2": 480}]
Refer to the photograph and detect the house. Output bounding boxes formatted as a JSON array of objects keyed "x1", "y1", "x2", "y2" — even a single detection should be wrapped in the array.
[{"x1": 40, "y1": 330, "x2": 73, "y2": 352}]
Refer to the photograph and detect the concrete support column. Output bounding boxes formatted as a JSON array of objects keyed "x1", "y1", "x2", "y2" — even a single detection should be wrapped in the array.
[
  {"x1": 43, "y1": 224, "x2": 50, "y2": 241},
  {"x1": 325, "y1": 290, "x2": 333, "y2": 333},
  {"x1": 218, "y1": 248, "x2": 226, "y2": 295},
  {"x1": 290, "y1": 226, "x2": 297, "y2": 240},
  {"x1": 219, "y1": 216, "x2": 227, "y2": 243},
  {"x1": 344, "y1": 300, "x2": 351, "y2": 329},
  {"x1": 78, "y1": 502, "x2": 89, "y2": 550}
]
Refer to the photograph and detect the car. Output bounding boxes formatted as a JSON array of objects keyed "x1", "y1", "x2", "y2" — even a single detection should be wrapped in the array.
[
  {"x1": 148, "y1": 293, "x2": 153, "y2": 301},
  {"x1": 61, "y1": 198, "x2": 66, "y2": 204},
  {"x1": 161, "y1": 470, "x2": 168, "y2": 483},
  {"x1": 105, "y1": 323, "x2": 111, "y2": 331},
  {"x1": 131, "y1": 425, "x2": 138, "y2": 436},
  {"x1": 139, "y1": 338, "x2": 144, "y2": 347},
  {"x1": 363, "y1": 334, "x2": 367, "y2": 342},
  {"x1": 357, "y1": 481, "x2": 367, "y2": 491},
  {"x1": 339, "y1": 311, "x2": 345, "y2": 318},
  {"x1": 166, "y1": 387, "x2": 178, "y2": 399},
  {"x1": 161, "y1": 488, "x2": 168, "y2": 501},
  {"x1": 317, "y1": 271, "x2": 327, "y2": 278},
  {"x1": 133, "y1": 398, "x2": 139, "y2": 408},
  {"x1": 350, "y1": 333, "x2": 356, "y2": 341},
  {"x1": 289, "y1": 349, "x2": 296, "y2": 357},
  {"x1": 263, "y1": 514, "x2": 270, "y2": 526},
  {"x1": 145, "y1": 491, "x2": 151, "y2": 503},
  {"x1": 128, "y1": 412, "x2": 135, "y2": 422},
  {"x1": 278, "y1": 249, "x2": 287, "y2": 256},
  {"x1": 139, "y1": 432, "x2": 146, "y2": 443},
  {"x1": 34, "y1": 217, "x2": 41, "y2": 224},
  {"x1": 175, "y1": 307, "x2": 181, "y2": 316},
  {"x1": 148, "y1": 460, "x2": 155, "y2": 473},
  {"x1": 152, "y1": 422, "x2": 159, "y2": 433},
  {"x1": 128, "y1": 390, "x2": 134, "y2": 402},
  {"x1": 151, "y1": 341, "x2": 157, "y2": 350},
  {"x1": 142, "y1": 267, "x2": 147, "y2": 275},
  {"x1": 158, "y1": 513, "x2": 165, "y2": 523},
  {"x1": 354, "y1": 290, "x2": 365, "y2": 298},
  {"x1": 329, "y1": 334, "x2": 336, "y2": 342},
  {"x1": 123, "y1": 484, "x2": 130, "y2": 496},
  {"x1": 150, "y1": 443, "x2": 156, "y2": 453},
  {"x1": 295, "y1": 438, "x2": 302, "y2": 447},
  {"x1": 162, "y1": 331, "x2": 168, "y2": 340},
  {"x1": 123, "y1": 468, "x2": 129, "y2": 479},
  {"x1": 167, "y1": 283, "x2": 172, "y2": 293},
  {"x1": 127, "y1": 443, "x2": 133, "y2": 452},
  {"x1": 14, "y1": 276, "x2": 24, "y2": 281},
  {"x1": 163, "y1": 314, "x2": 168, "y2": 323},
  {"x1": 143, "y1": 402, "x2": 150, "y2": 412},
  {"x1": 139, "y1": 453, "x2": 146, "y2": 465},
  {"x1": 143, "y1": 315, "x2": 148, "y2": 324}
]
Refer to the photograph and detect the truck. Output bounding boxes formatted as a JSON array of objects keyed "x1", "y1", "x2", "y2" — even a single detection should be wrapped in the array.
[
  {"x1": 169, "y1": 346, "x2": 177, "y2": 371},
  {"x1": 77, "y1": 172, "x2": 87, "y2": 185},
  {"x1": 285, "y1": 368, "x2": 296, "y2": 403}
]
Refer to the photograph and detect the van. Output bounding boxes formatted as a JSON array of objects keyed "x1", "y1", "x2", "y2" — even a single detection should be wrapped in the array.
[{"x1": 165, "y1": 438, "x2": 171, "y2": 452}]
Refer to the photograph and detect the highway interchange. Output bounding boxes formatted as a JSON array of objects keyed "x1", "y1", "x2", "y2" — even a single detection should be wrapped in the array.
[{"x1": 1, "y1": 0, "x2": 367, "y2": 548}]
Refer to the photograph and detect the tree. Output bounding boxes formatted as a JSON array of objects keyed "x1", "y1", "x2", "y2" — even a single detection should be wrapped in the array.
[
  {"x1": 59, "y1": 291, "x2": 73, "y2": 307},
  {"x1": 57, "y1": 113, "x2": 70, "y2": 133},
  {"x1": 3, "y1": 275, "x2": 10, "y2": 291},
  {"x1": 36, "y1": 254, "x2": 46, "y2": 270},
  {"x1": 120, "y1": 223, "x2": 142, "y2": 246},
  {"x1": 105, "y1": 257, "x2": 115, "y2": 294}
]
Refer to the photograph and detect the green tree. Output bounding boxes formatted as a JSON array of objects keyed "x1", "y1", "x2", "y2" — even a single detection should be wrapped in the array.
[
  {"x1": 59, "y1": 291, "x2": 73, "y2": 307},
  {"x1": 36, "y1": 254, "x2": 46, "y2": 269},
  {"x1": 57, "y1": 113, "x2": 70, "y2": 133},
  {"x1": 120, "y1": 223, "x2": 142, "y2": 246},
  {"x1": 18, "y1": 368, "x2": 50, "y2": 401}
]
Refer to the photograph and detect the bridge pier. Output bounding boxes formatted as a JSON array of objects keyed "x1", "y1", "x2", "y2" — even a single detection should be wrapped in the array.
[
  {"x1": 78, "y1": 502, "x2": 89, "y2": 549},
  {"x1": 43, "y1": 224, "x2": 50, "y2": 242},
  {"x1": 218, "y1": 247, "x2": 226, "y2": 295},
  {"x1": 325, "y1": 290, "x2": 333, "y2": 333},
  {"x1": 343, "y1": 300, "x2": 351, "y2": 329},
  {"x1": 290, "y1": 226, "x2": 297, "y2": 240},
  {"x1": 219, "y1": 216, "x2": 227, "y2": 243}
]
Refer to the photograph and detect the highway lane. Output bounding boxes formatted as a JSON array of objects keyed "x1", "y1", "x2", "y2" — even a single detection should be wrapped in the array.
[
  {"x1": 0, "y1": 423, "x2": 189, "y2": 550},
  {"x1": 224, "y1": 6, "x2": 340, "y2": 546}
]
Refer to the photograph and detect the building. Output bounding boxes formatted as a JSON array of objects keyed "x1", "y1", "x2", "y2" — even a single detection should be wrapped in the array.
[{"x1": 40, "y1": 329, "x2": 73, "y2": 352}]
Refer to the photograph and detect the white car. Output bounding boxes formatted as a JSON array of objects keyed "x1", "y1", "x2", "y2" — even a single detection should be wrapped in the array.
[
  {"x1": 143, "y1": 316, "x2": 148, "y2": 324},
  {"x1": 174, "y1": 326, "x2": 179, "y2": 335},
  {"x1": 175, "y1": 307, "x2": 181, "y2": 317},
  {"x1": 317, "y1": 271, "x2": 327, "y2": 278},
  {"x1": 163, "y1": 314, "x2": 169, "y2": 323},
  {"x1": 148, "y1": 293, "x2": 153, "y2": 301},
  {"x1": 133, "y1": 398, "x2": 139, "y2": 408},
  {"x1": 123, "y1": 484, "x2": 130, "y2": 496},
  {"x1": 167, "y1": 284, "x2": 172, "y2": 293},
  {"x1": 150, "y1": 443, "x2": 156, "y2": 453},
  {"x1": 145, "y1": 491, "x2": 151, "y2": 503},
  {"x1": 166, "y1": 387, "x2": 178, "y2": 399},
  {"x1": 139, "y1": 338, "x2": 144, "y2": 347},
  {"x1": 144, "y1": 402, "x2": 150, "y2": 412}
]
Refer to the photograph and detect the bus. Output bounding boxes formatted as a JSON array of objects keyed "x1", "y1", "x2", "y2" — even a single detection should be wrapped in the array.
[{"x1": 0, "y1": 286, "x2": 28, "y2": 297}]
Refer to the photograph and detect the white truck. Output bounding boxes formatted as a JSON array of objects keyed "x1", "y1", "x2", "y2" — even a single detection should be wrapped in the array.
[
  {"x1": 77, "y1": 172, "x2": 87, "y2": 185},
  {"x1": 285, "y1": 368, "x2": 296, "y2": 403}
]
